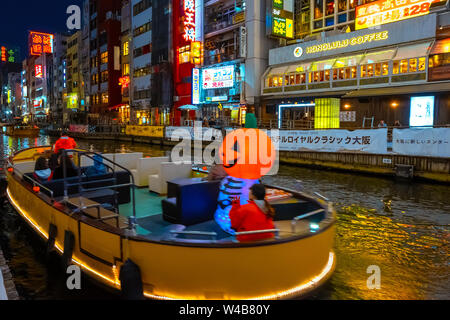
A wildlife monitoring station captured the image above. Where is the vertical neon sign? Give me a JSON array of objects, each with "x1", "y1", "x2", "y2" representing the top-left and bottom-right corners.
[{"x1": 183, "y1": 0, "x2": 196, "y2": 42}]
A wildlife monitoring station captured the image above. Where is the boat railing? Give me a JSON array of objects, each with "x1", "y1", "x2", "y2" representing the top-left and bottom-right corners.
[
  {"x1": 60, "y1": 150, "x2": 137, "y2": 230},
  {"x1": 7, "y1": 159, "x2": 55, "y2": 201},
  {"x1": 234, "y1": 229, "x2": 281, "y2": 241},
  {"x1": 169, "y1": 230, "x2": 218, "y2": 242},
  {"x1": 291, "y1": 209, "x2": 326, "y2": 233}
]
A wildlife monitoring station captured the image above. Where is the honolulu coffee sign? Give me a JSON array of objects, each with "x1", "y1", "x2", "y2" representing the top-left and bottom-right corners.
[{"x1": 269, "y1": 13, "x2": 436, "y2": 66}]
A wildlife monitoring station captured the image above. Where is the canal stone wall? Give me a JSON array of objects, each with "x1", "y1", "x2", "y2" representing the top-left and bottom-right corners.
[
  {"x1": 0, "y1": 248, "x2": 19, "y2": 300},
  {"x1": 45, "y1": 130, "x2": 450, "y2": 183}
]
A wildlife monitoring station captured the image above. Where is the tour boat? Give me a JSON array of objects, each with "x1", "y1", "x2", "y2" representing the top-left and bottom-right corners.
[
  {"x1": 5, "y1": 146, "x2": 336, "y2": 300},
  {"x1": 5, "y1": 125, "x2": 40, "y2": 137}
]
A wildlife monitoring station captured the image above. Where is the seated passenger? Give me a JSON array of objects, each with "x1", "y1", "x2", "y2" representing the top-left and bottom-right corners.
[
  {"x1": 229, "y1": 184, "x2": 275, "y2": 242},
  {"x1": 48, "y1": 153, "x2": 60, "y2": 172},
  {"x1": 53, "y1": 155, "x2": 79, "y2": 180},
  {"x1": 85, "y1": 154, "x2": 107, "y2": 177},
  {"x1": 33, "y1": 156, "x2": 53, "y2": 183}
]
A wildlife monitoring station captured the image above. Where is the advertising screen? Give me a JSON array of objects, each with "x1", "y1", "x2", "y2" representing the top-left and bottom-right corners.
[{"x1": 410, "y1": 96, "x2": 434, "y2": 127}]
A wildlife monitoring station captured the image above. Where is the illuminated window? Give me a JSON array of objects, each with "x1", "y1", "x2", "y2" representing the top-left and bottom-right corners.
[
  {"x1": 418, "y1": 57, "x2": 426, "y2": 71},
  {"x1": 123, "y1": 63, "x2": 130, "y2": 76},
  {"x1": 101, "y1": 71, "x2": 108, "y2": 83},
  {"x1": 409, "y1": 58, "x2": 417, "y2": 72},
  {"x1": 351, "y1": 66, "x2": 357, "y2": 78},
  {"x1": 101, "y1": 93, "x2": 108, "y2": 104},
  {"x1": 101, "y1": 51, "x2": 108, "y2": 64},
  {"x1": 382, "y1": 62, "x2": 389, "y2": 75},
  {"x1": 325, "y1": 70, "x2": 330, "y2": 81},
  {"x1": 393, "y1": 61, "x2": 399, "y2": 74},
  {"x1": 400, "y1": 60, "x2": 408, "y2": 73},
  {"x1": 375, "y1": 63, "x2": 381, "y2": 76},
  {"x1": 123, "y1": 42, "x2": 129, "y2": 56}
]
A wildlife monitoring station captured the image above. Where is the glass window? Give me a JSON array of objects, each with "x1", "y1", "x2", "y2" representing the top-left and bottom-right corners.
[
  {"x1": 300, "y1": 74, "x2": 306, "y2": 83},
  {"x1": 295, "y1": 74, "x2": 301, "y2": 84},
  {"x1": 101, "y1": 93, "x2": 108, "y2": 104},
  {"x1": 338, "y1": 13, "x2": 347, "y2": 24},
  {"x1": 409, "y1": 58, "x2": 417, "y2": 72},
  {"x1": 325, "y1": 0, "x2": 334, "y2": 15},
  {"x1": 349, "y1": 0, "x2": 356, "y2": 9},
  {"x1": 400, "y1": 59, "x2": 408, "y2": 73},
  {"x1": 339, "y1": 68, "x2": 345, "y2": 80},
  {"x1": 345, "y1": 68, "x2": 350, "y2": 79},
  {"x1": 338, "y1": 0, "x2": 347, "y2": 12},
  {"x1": 123, "y1": 63, "x2": 130, "y2": 76},
  {"x1": 290, "y1": 74, "x2": 296, "y2": 85},
  {"x1": 382, "y1": 62, "x2": 389, "y2": 75},
  {"x1": 101, "y1": 51, "x2": 108, "y2": 64},
  {"x1": 393, "y1": 61, "x2": 399, "y2": 74},
  {"x1": 351, "y1": 67, "x2": 357, "y2": 78},
  {"x1": 123, "y1": 42, "x2": 129, "y2": 56},
  {"x1": 285, "y1": 75, "x2": 290, "y2": 85},
  {"x1": 418, "y1": 57, "x2": 426, "y2": 71},
  {"x1": 375, "y1": 63, "x2": 381, "y2": 76},
  {"x1": 333, "y1": 69, "x2": 338, "y2": 80},
  {"x1": 325, "y1": 17, "x2": 334, "y2": 26},
  {"x1": 314, "y1": 20, "x2": 323, "y2": 29},
  {"x1": 325, "y1": 70, "x2": 330, "y2": 81},
  {"x1": 314, "y1": 0, "x2": 324, "y2": 19}
]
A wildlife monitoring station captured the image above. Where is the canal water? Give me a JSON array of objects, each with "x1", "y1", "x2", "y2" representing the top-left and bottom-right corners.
[{"x1": 0, "y1": 134, "x2": 448, "y2": 300}]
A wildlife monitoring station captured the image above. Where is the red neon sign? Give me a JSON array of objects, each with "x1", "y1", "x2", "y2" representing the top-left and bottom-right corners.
[
  {"x1": 1, "y1": 47, "x2": 6, "y2": 62},
  {"x1": 183, "y1": 0, "x2": 196, "y2": 42},
  {"x1": 119, "y1": 76, "x2": 130, "y2": 89},
  {"x1": 35, "y1": 65, "x2": 43, "y2": 78},
  {"x1": 29, "y1": 31, "x2": 54, "y2": 56}
]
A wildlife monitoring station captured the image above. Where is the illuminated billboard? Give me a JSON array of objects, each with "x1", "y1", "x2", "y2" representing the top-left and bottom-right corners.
[
  {"x1": 355, "y1": 0, "x2": 442, "y2": 30},
  {"x1": 35, "y1": 65, "x2": 43, "y2": 78},
  {"x1": 202, "y1": 66, "x2": 234, "y2": 90},
  {"x1": 29, "y1": 31, "x2": 54, "y2": 56},
  {"x1": 183, "y1": 0, "x2": 196, "y2": 42},
  {"x1": 192, "y1": 68, "x2": 200, "y2": 104},
  {"x1": 269, "y1": 0, "x2": 294, "y2": 39},
  {"x1": 410, "y1": 96, "x2": 434, "y2": 127},
  {"x1": 67, "y1": 94, "x2": 78, "y2": 109}
]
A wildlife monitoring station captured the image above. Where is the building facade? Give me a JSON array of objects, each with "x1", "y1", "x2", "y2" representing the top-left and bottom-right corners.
[
  {"x1": 261, "y1": 1, "x2": 450, "y2": 129},
  {"x1": 87, "y1": 0, "x2": 123, "y2": 123}
]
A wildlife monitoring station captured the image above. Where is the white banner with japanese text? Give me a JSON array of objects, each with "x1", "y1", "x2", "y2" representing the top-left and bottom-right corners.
[
  {"x1": 272, "y1": 129, "x2": 388, "y2": 154},
  {"x1": 392, "y1": 128, "x2": 450, "y2": 158}
]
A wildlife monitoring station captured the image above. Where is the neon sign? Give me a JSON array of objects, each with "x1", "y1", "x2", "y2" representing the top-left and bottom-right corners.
[
  {"x1": 119, "y1": 76, "x2": 130, "y2": 89},
  {"x1": 1, "y1": 47, "x2": 6, "y2": 62},
  {"x1": 35, "y1": 65, "x2": 43, "y2": 78},
  {"x1": 192, "y1": 68, "x2": 200, "y2": 104},
  {"x1": 355, "y1": 0, "x2": 442, "y2": 30},
  {"x1": 183, "y1": 0, "x2": 196, "y2": 42},
  {"x1": 29, "y1": 31, "x2": 54, "y2": 56},
  {"x1": 305, "y1": 31, "x2": 389, "y2": 54}
]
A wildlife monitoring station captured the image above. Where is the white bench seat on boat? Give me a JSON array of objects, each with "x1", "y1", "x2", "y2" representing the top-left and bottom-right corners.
[
  {"x1": 148, "y1": 162, "x2": 192, "y2": 195},
  {"x1": 130, "y1": 156, "x2": 169, "y2": 187}
]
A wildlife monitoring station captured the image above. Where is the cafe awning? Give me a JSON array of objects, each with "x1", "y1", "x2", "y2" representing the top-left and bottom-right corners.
[
  {"x1": 360, "y1": 49, "x2": 396, "y2": 64},
  {"x1": 429, "y1": 38, "x2": 450, "y2": 55},
  {"x1": 393, "y1": 41, "x2": 433, "y2": 60}
]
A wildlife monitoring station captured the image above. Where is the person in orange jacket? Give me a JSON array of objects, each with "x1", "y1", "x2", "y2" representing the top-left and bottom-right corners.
[
  {"x1": 229, "y1": 184, "x2": 276, "y2": 242},
  {"x1": 53, "y1": 131, "x2": 77, "y2": 155}
]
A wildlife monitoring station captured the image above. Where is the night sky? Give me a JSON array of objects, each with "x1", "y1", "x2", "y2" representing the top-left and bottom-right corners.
[{"x1": 0, "y1": 0, "x2": 84, "y2": 61}]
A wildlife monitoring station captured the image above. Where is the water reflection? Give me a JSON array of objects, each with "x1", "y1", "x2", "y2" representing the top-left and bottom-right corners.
[{"x1": 0, "y1": 134, "x2": 449, "y2": 299}]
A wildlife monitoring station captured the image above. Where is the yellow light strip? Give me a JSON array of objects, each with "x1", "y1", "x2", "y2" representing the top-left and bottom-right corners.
[
  {"x1": 7, "y1": 188, "x2": 119, "y2": 287},
  {"x1": 7, "y1": 187, "x2": 335, "y2": 300}
]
